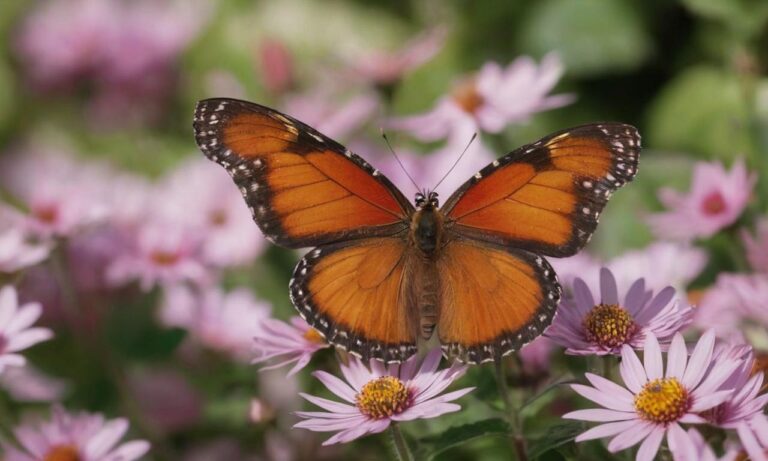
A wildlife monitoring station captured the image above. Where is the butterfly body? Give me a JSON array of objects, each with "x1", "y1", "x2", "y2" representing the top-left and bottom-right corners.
[{"x1": 193, "y1": 98, "x2": 641, "y2": 364}]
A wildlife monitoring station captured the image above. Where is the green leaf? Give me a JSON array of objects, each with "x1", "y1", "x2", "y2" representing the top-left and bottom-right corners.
[
  {"x1": 646, "y1": 66, "x2": 752, "y2": 160},
  {"x1": 517, "y1": 0, "x2": 652, "y2": 77},
  {"x1": 681, "y1": 0, "x2": 768, "y2": 38},
  {"x1": 528, "y1": 420, "x2": 583, "y2": 460},
  {"x1": 418, "y1": 418, "x2": 510, "y2": 460}
]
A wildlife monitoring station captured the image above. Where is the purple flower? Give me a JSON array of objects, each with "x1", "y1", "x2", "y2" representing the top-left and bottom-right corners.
[
  {"x1": 345, "y1": 27, "x2": 446, "y2": 86},
  {"x1": 695, "y1": 273, "x2": 768, "y2": 341},
  {"x1": 546, "y1": 268, "x2": 693, "y2": 355},
  {"x1": 294, "y1": 348, "x2": 473, "y2": 445},
  {"x1": 0, "y1": 225, "x2": 51, "y2": 274},
  {"x1": 160, "y1": 285, "x2": 271, "y2": 361},
  {"x1": 389, "y1": 53, "x2": 574, "y2": 140},
  {"x1": 742, "y1": 217, "x2": 768, "y2": 273},
  {"x1": 258, "y1": 38, "x2": 295, "y2": 94},
  {"x1": 668, "y1": 427, "x2": 739, "y2": 461},
  {"x1": 2, "y1": 405, "x2": 149, "y2": 461},
  {"x1": 0, "y1": 286, "x2": 53, "y2": 374},
  {"x1": 564, "y1": 331, "x2": 737, "y2": 461},
  {"x1": 282, "y1": 90, "x2": 379, "y2": 140},
  {"x1": 647, "y1": 159, "x2": 756, "y2": 240},
  {"x1": 252, "y1": 316, "x2": 328, "y2": 377},
  {"x1": 0, "y1": 365, "x2": 67, "y2": 403},
  {"x1": 158, "y1": 158, "x2": 266, "y2": 268}
]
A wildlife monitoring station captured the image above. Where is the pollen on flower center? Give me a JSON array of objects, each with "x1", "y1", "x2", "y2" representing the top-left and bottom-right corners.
[
  {"x1": 634, "y1": 377, "x2": 690, "y2": 423},
  {"x1": 44, "y1": 444, "x2": 81, "y2": 461},
  {"x1": 451, "y1": 78, "x2": 484, "y2": 114},
  {"x1": 302, "y1": 328, "x2": 325, "y2": 344},
  {"x1": 701, "y1": 190, "x2": 726, "y2": 215},
  {"x1": 583, "y1": 303, "x2": 637, "y2": 349},
  {"x1": 356, "y1": 376, "x2": 411, "y2": 419}
]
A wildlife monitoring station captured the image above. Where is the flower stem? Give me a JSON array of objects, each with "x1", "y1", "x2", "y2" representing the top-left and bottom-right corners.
[
  {"x1": 389, "y1": 423, "x2": 414, "y2": 461},
  {"x1": 494, "y1": 358, "x2": 528, "y2": 461}
]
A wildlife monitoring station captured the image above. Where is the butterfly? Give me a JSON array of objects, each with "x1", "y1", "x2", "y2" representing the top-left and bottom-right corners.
[{"x1": 193, "y1": 98, "x2": 640, "y2": 364}]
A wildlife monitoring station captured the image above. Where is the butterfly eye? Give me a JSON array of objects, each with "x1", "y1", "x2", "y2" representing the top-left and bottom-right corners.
[
  {"x1": 415, "y1": 192, "x2": 426, "y2": 207},
  {"x1": 428, "y1": 191, "x2": 439, "y2": 207}
]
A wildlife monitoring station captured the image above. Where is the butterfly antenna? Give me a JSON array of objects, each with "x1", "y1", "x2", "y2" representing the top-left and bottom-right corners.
[
  {"x1": 432, "y1": 132, "x2": 477, "y2": 192},
  {"x1": 381, "y1": 131, "x2": 420, "y2": 192}
]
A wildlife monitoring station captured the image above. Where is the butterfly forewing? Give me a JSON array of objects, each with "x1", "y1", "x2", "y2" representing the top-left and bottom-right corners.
[
  {"x1": 442, "y1": 123, "x2": 640, "y2": 257},
  {"x1": 193, "y1": 98, "x2": 414, "y2": 249}
]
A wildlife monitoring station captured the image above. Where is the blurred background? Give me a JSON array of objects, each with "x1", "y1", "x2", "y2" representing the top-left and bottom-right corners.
[{"x1": 0, "y1": 0, "x2": 766, "y2": 460}]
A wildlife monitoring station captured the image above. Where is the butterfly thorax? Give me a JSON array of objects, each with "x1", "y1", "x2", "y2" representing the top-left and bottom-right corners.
[{"x1": 411, "y1": 192, "x2": 444, "y2": 257}]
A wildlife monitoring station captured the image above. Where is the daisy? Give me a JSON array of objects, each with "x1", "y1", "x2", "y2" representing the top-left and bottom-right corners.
[
  {"x1": 695, "y1": 273, "x2": 768, "y2": 341},
  {"x1": 388, "y1": 53, "x2": 574, "y2": 140},
  {"x1": 546, "y1": 268, "x2": 693, "y2": 355},
  {"x1": 294, "y1": 348, "x2": 473, "y2": 445},
  {"x1": 282, "y1": 89, "x2": 379, "y2": 140},
  {"x1": 564, "y1": 331, "x2": 737, "y2": 461},
  {"x1": 668, "y1": 427, "x2": 739, "y2": 461},
  {"x1": 2, "y1": 405, "x2": 149, "y2": 461},
  {"x1": 0, "y1": 285, "x2": 53, "y2": 374},
  {"x1": 742, "y1": 217, "x2": 768, "y2": 273},
  {"x1": 0, "y1": 224, "x2": 51, "y2": 274},
  {"x1": 252, "y1": 316, "x2": 328, "y2": 377},
  {"x1": 647, "y1": 158, "x2": 756, "y2": 240}
]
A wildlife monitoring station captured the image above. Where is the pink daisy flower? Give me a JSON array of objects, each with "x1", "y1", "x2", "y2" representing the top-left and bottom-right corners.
[
  {"x1": 2, "y1": 405, "x2": 149, "y2": 461},
  {"x1": 546, "y1": 268, "x2": 693, "y2": 355},
  {"x1": 106, "y1": 221, "x2": 209, "y2": 291},
  {"x1": 564, "y1": 331, "x2": 737, "y2": 461},
  {"x1": 345, "y1": 27, "x2": 446, "y2": 86},
  {"x1": 294, "y1": 348, "x2": 473, "y2": 445},
  {"x1": 282, "y1": 90, "x2": 379, "y2": 140},
  {"x1": 252, "y1": 316, "x2": 328, "y2": 376},
  {"x1": 668, "y1": 427, "x2": 739, "y2": 461},
  {"x1": 0, "y1": 225, "x2": 51, "y2": 274},
  {"x1": 647, "y1": 158, "x2": 756, "y2": 240},
  {"x1": 0, "y1": 365, "x2": 67, "y2": 403},
  {"x1": 258, "y1": 38, "x2": 295, "y2": 94},
  {"x1": 695, "y1": 273, "x2": 768, "y2": 341},
  {"x1": 160, "y1": 285, "x2": 271, "y2": 361},
  {"x1": 0, "y1": 286, "x2": 53, "y2": 374},
  {"x1": 389, "y1": 53, "x2": 574, "y2": 140},
  {"x1": 742, "y1": 217, "x2": 768, "y2": 273}
]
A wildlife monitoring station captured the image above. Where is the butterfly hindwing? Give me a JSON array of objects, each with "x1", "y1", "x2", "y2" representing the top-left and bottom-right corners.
[
  {"x1": 194, "y1": 98, "x2": 414, "y2": 249},
  {"x1": 442, "y1": 123, "x2": 640, "y2": 257},
  {"x1": 289, "y1": 238, "x2": 418, "y2": 363},
  {"x1": 437, "y1": 239, "x2": 561, "y2": 363}
]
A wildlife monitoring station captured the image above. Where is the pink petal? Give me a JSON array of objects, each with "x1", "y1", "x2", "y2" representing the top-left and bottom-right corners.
[
  {"x1": 300, "y1": 393, "x2": 358, "y2": 414},
  {"x1": 620, "y1": 345, "x2": 646, "y2": 393},
  {"x1": 608, "y1": 420, "x2": 655, "y2": 452},
  {"x1": 102, "y1": 441, "x2": 151, "y2": 461},
  {"x1": 690, "y1": 390, "x2": 734, "y2": 412},
  {"x1": 575, "y1": 420, "x2": 640, "y2": 442},
  {"x1": 6, "y1": 328, "x2": 53, "y2": 352},
  {"x1": 643, "y1": 334, "x2": 663, "y2": 381},
  {"x1": 636, "y1": 426, "x2": 665, "y2": 461},
  {"x1": 417, "y1": 348, "x2": 443, "y2": 376},
  {"x1": 313, "y1": 371, "x2": 357, "y2": 403},
  {"x1": 573, "y1": 278, "x2": 595, "y2": 310},
  {"x1": 682, "y1": 330, "x2": 715, "y2": 389},
  {"x1": 570, "y1": 384, "x2": 634, "y2": 411},
  {"x1": 4, "y1": 303, "x2": 42, "y2": 335},
  {"x1": 562, "y1": 409, "x2": 637, "y2": 422},
  {"x1": 600, "y1": 268, "x2": 619, "y2": 304},
  {"x1": 665, "y1": 333, "x2": 687, "y2": 380},
  {"x1": 84, "y1": 418, "x2": 129, "y2": 458},
  {"x1": 737, "y1": 421, "x2": 768, "y2": 461},
  {"x1": 584, "y1": 373, "x2": 635, "y2": 405}
]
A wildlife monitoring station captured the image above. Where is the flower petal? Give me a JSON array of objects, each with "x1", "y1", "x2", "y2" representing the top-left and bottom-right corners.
[
  {"x1": 643, "y1": 333, "x2": 663, "y2": 381},
  {"x1": 636, "y1": 426, "x2": 666, "y2": 461},
  {"x1": 563, "y1": 409, "x2": 638, "y2": 422},
  {"x1": 570, "y1": 384, "x2": 634, "y2": 411},
  {"x1": 600, "y1": 268, "x2": 619, "y2": 305},
  {"x1": 682, "y1": 330, "x2": 715, "y2": 389},
  {"x1": 313, "y1": 371, "x2": 357, "y2": 403},
  {"x1": 575, "y1": 420, "x2": 640, "y2": 442},
  {"x1": 607, "y1": 420, "x2": 654, "y2": 452},
  {"x1": 300, "y1": 393, "x2": 359, "y2": 414},
  {"x1": 620, "y1": 345, "x2": 646, "y2": 393},
  {"x1": 665, "y1": 333, "x2": 687, "y2": 380}
]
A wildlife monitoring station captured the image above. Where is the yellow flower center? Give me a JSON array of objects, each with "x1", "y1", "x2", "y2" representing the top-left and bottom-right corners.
[
  {"x1": 356, "y1": 376, "x2": 411, "y2": 419},
  {"x1": 634, "y1": 378, "x2": 690, "y2": 423},
  {"x1": 583, "y1": 304, "x2": 637, "y2": 349},
  {"x1": 451, "y1": 78, "x2": 484, "y2": 114},
  {"x1": 44, "y1": 445, "x2": 81, "y2": 461},
  {"x1": 302, "y1": 328, "x2": 325, "y2": 345}
]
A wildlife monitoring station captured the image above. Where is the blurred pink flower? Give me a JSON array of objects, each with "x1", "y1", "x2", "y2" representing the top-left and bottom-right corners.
[
  {"x1": 518, "y1": 336, "x2": 557, "y2": 375},
  {"x1": 0, "y1": 286, "x2": 53, "y2": 374},
  {"x1": 2, "y1": 405, "x2": 149, "y2": 461},
  {"x1": 106, "y1": 221, "x2": 209, "y2": 291},
  {"x1": 647, "y1": 159, "x2": 756, "y2": 240},
  {"x1": 0, "y1": 149, "x2": 112, "y2": 238},
  {"x1": 345, "y1": 28, "x2": 446, "y2": 86},
  {"x1": 0, "y1": 365, "x2": 67, "y2": 402},
  {"x1": 252, "y1": 316, "x2": 328, "y2": 376},
  {"x1": 158, "y1": 158, "x2": 266, "y2": 268},
  {"x1": 294, "y1": 348, "x2": 473, "y2": 445},
  {"x1": 129, "y1": 369, "x2": 202, "y2": 434},
  {"x1": 695, "y1": 273, "x2": 768, "y2": 341},
  {"x1": 0, "y1": 226, "x2": 51, "y2": 273},
  {"x1": 389, "y1": 53, "x2": 574, "y2": 140},
  {"x1": 282, "y1": 90, "x2": 380, "y2": 140},
  {"x1": 668, "y1": 427, "x2": 739, "y2": 461},
  {"x1": 564, "y1": 331, "x2": 736, "y2": 461},
  {"x1": 546, "y1": 268, "x2": 693, "y2": 355},
  {"x1": 258, "y1": 38, "x2": 295, "y2": 94},
  {"x1": 551, "y1": 242, "x2": 708, "y2": 298},
  {"x1": 742, "y1": 217, "x2": 768, "y2": 273},
  {"x1": 160, "y1": 285, "x2": 271, "y2": 360}
]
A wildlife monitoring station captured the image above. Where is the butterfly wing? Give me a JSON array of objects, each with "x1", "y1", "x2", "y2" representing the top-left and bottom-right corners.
[
  {"x1": 437, "y1": 239, "x2": 561, "y2": 363},
  {"x1": 290, "y1": 238, "x2": 418, "y2": 363},
  {"x1": 194, "y1": 98, "x2": 414, "y2": 248},
  {"x1": 442, "y1": 123, "x2": 640, "y2": 257}
]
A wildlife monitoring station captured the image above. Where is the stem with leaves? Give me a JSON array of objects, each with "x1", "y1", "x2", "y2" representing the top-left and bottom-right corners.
[{"x1": 494, "y1": 358, "x2": 528, "y2": 461}]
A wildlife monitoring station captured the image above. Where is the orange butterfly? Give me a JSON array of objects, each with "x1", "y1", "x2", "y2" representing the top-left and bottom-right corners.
[{"x1": 193, "y1": 98, "x2": 640, "y2": 364}]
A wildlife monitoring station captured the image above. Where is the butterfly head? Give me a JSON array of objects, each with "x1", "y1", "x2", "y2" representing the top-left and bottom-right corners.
[{"x1": 415, "y1": 191, "x2": 439, "y2": 210}]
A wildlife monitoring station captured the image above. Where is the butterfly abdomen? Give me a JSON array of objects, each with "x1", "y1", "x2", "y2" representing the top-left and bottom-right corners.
[{"x1": 409, "y1": 207, "x2": 445, "y2": 339}]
